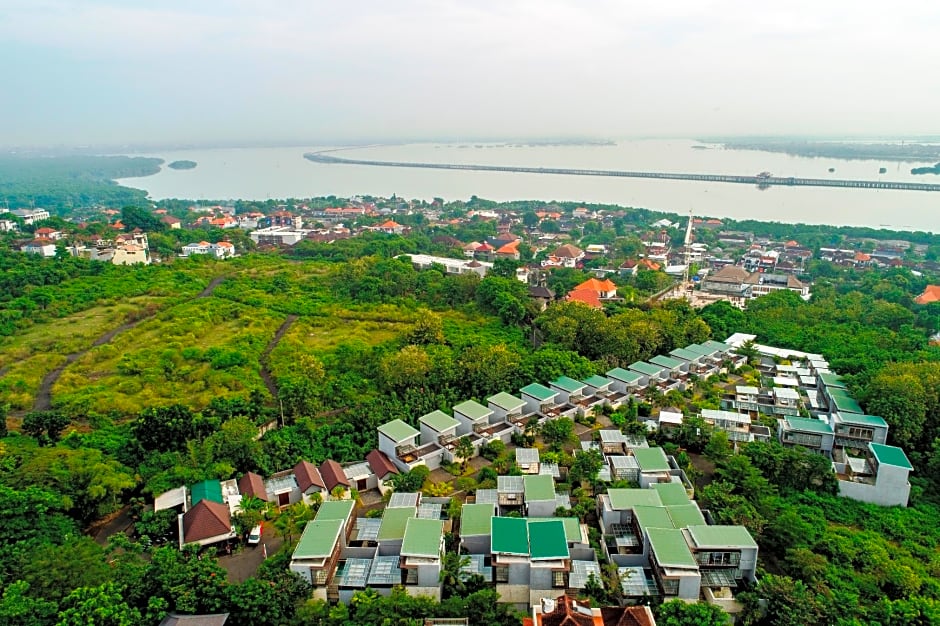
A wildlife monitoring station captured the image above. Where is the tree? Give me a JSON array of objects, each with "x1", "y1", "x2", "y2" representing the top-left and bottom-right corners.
[
  {"x1": 439, "y1": 552, "x2": 472, "y2": 598},
  {"x1": 56, "y1": 582, "x2": 141, "y2": 626},
  {"x1": 704, "y1": 430, "x2": 732, "y2": 462},
  {"x1": 405, "y1": 309, "x2": 445, "y2": 345},
  {"x1": 0, "y1": 581, "x2": 59, "y2": 626},
  {"x1": 735, "y1": 339, "x2": 760, "y2": 366},
  {"x1": 132, "y1": 404, "x2": 207, "y2": 452},
  {"x1": 22, "y1": 410, "x2": 70, "y2": 445},
  {"x1": 0, "y1": 403, "x2": 8, "y2": 438},
  {"x1": 17, "y1": 447, "x2": 135, "y2": 524},
  {"x1": 655, "y1": 599, "x2": 727, "y2": 626},
  {"x1": 522, "y1": 211, "x2": 540, "y2": 228},
  {"x1": 388, "y1": 465, "x2": 430, "y2": 493},
  {"x1": 541, "y1": 417, "x2": 575, "y2": 451},
  {"x1": 569, "y1": 448, "x2": 603, "y2": 487},
  {"x1": 455, "y1": 436, "x2": 475, "y2": 472},
  {"x1": 202, "y1": 416, "x2": 262, "y2": 473},
  {"x1": 120, "y1": 206, "x2": 166, "y2": 232}
]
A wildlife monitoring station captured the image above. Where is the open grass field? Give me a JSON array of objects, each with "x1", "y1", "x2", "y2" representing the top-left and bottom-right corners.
[
  {"x1": 0, "y1": 298, "x2": 171, "y2": 410},
  {"x1": 52, "y1": 296, "x2": 286, "y2": 416}
]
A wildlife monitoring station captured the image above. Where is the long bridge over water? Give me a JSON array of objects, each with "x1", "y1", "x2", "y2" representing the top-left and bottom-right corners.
[{"x1": 304, "y1": 152, "x2": 940, "y2": 192}]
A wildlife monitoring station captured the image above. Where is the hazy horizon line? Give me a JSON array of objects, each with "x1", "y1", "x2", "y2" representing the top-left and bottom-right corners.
[{"x1": 5, "y1": 134, "x2": 940, "y2": 157}]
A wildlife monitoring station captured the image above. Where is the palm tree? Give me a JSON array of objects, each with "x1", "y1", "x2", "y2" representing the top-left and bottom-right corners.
[
  {"x1": 455, "y1": 436, "x2": 475, "y2": 472},
  {"x1": 439, "y1": 552, "x2": 472, "y2": 598}
]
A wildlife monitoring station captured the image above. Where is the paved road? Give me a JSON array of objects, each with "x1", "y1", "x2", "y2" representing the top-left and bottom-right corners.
[{"x1": 218, "y1": 524, "x2": 284, "y2": 583}]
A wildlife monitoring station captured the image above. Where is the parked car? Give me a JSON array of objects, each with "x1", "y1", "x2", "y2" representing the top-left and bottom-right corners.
[{"x1": 247, "y1": 523, "x2": 262, "y2": 545}]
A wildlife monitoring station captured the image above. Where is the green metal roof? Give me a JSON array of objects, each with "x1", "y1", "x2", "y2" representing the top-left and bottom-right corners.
[
  {"x1": 837, "y1": 413, "x2": 888, "y2": 428},
  {"x1": 293, "y1": 518, "x2": 344, "y2": 559},
  {"x1": 649, "y1": 355, "x2": 684, "y2": 370},
  {"x1": 551, "y1": 376, "x2": 586, "y2": 393},
  {"x1": 634, "y1": 505, "x2": 675, "y2": 530},
  {"x1": 419, "y1": 410, "x2": 459, "y2": 433},
  {"x1": 520, "y1": 383, "x2": 557, "y2": 401},
  {"x1": 652, "y1": 482, "x2": 691, "y2": 506},
  {"x1": 666, "y1": 504, "x2": 706, "y2": 528},
  {"x1": 818, "y1": 372, "x2": 846, "y2": 389},
  {"x1": 524, "y1": 474, "x2": 556, "y2": 501},
  {"x1": 527, "y1": 519, "x2": 570, "y2": 560},
  {"x1": 702, "y1": 340, "x2": 733, "y2": 352},
  {"x1": 487, "y1": 391, "x2": 526, "y2": 411},
  {"x1": 870, "y1": 443, "x2": 913, "y2": 470},
  {"x1": 377, "y1": 506, "x2": 416, "y2": 540},
  {"x1": 608, "y1": 489, "x2": 663, "y2": 510},
  {"x1": 629, "y1": 361, "x2": 663, "y2": 377},
  {"x1": 582, "y1": 375, "x2": 611, "y2": 389},
  {"x1": 453, "y1": 400, "x2": 492, "y2": 421},
  {"x1": 378, "y1": 419, "x2": 419, "y2": 442},
  {"x1": 784, "y1": 416, "x2": 833, "y2": 435},
  {"x1": 491, "y1": 516, "x2": 529, "y2": 555},
  {"x1": 460, "y1": 503, "x2": 496, "y2": 536},
  {"x1": 647, "y1": 527, "x2": 697, "y2": 569},
  {"x1": 685, "y1": 343, "x2": 716, "y2": 356},
  {"x1": 316, "y1": 500, "x2": 355, "y2": 522},
  {"x1": 828, "y1": 389, "x2": 863, "y2": 414},
  {"x1": 686, "y1": 525, "x2": 757, "y2": 549},
  {"x1": 526, "y1": 517, "x2": 582, "y2": 543},
  {"x1": 606, "y1": 367, "x2": 642, "y2": 384},
  {"x1": 633, "y1": 447, "x2": 671, "y2": 472},
  {"x1": 669, "y1": 348, "x2": 701, "y2": 362},
  {"x1": 190, "y1": 480, "x2": 223, "y2": 505},
  {"x1": 401, "y1": 517, "x2": 444, "y2": 557}
]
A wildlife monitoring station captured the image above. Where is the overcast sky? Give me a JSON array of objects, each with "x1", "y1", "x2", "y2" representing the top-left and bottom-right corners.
[{"x1": 1, "y1": 0, "x2": 938, "y2": 147}]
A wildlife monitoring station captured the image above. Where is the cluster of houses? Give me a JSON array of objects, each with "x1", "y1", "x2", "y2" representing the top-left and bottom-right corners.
[
  {"x1": 722, "y1": 334, "x2": 913, "y2": 508},
  {"x1": 149, "y1": 330, "x2": 915, "y2": 618}
]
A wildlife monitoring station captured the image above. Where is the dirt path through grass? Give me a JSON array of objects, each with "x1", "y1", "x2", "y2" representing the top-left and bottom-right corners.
[
  {"x1": 258, "y1": 314, "x2": 298, "y2": 399},
  {"x1": 31, "y1": 276, "x2": 227, "y2": 412}
]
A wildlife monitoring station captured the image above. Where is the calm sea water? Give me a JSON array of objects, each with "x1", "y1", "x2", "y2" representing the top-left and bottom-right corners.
[{"x1": 116, "y1": 140, "x2": 940, "y2": 231}]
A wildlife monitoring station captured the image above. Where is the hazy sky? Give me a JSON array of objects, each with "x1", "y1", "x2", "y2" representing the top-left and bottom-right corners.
[{"x1": 1, "y1": 0, "x2": 938, "y2": 147}]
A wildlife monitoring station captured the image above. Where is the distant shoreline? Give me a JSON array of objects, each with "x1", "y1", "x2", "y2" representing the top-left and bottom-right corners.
[{"x1": 715, "y1": 140, "x2": 940, "y2": 162}]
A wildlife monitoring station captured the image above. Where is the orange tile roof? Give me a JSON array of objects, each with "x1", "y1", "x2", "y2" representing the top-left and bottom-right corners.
[
  {"x1": 574, "y1": 278, "x2": 617, "y2": 293},
  {"x1": 566, "y1": 289, "x2": 603, "y2": 308},
  {"x1": 915, "y1": 285, "x2": 940, "y2": 305},
  {"x1": 638, "y1": 259, "x2": 661, "y2": 271},
  {"x1": 378, "y1": 220, "x2": 401, "y2": 228},
  {"x1": 496, "y1": 240, "x2": 520, "y2": 254},
  {"x1": 855, "y1": 252, "x2": 871, "y2": 262}
]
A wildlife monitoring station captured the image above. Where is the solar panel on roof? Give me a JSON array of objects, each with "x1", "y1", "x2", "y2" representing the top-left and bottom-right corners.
[
  {"x1": 475, "y1": 489, "x2": 498, "y2": 504},
  {"x1": 569, "y1": 560, "x2": 602, "y2": 589},
  {"x1": 389, "y1": 492, "x2": 420, "y2": 508},
  {"x1": 337, "y1": 558, "x2": 372, "y2": 588},
  {"x1": 620, "y1": 566, "x2": 654, "y2": 596},
  {"x1": 355, "y1": 518, "x2": 381, "y2": 541},
  {"x1": 367, "y1": 555, "x2": 403, "y2": 586},
  {"x1": 417, "y1": 503, "x2": 443, "y2": 519}
]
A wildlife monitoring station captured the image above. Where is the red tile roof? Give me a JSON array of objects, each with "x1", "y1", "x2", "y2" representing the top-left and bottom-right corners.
[
  {"x1": 366, "y1": 449, "x2": 399, "y2": 478},
  {"x1": 915, "y1": 285, "x2": 940, "y2": 305},
  {"x1": 293, "y1": 461, "x2": 325, "y2": 493},
  {"x1": 319, "y1": 459, "x2": 351, "y2": 491},
  {"x1": 600, "y1": 606, "x2": 656, "y2": 626},
  {"x1": 182, "y1": 500, "x2": 232, "y2": 543},
  {"x1": 237, "y1": 472, "x2": 267, "y2": 501}
]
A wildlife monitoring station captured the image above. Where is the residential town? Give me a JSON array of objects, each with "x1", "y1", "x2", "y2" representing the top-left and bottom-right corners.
[{"x1": 151, "y1": 333, "x2": 912, "y2": 623}]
